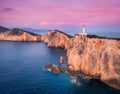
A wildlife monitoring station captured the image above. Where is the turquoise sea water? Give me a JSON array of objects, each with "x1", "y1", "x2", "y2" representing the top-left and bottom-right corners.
[{"x1": 0, "y1": 41, "x2": 120, "y2": 94}]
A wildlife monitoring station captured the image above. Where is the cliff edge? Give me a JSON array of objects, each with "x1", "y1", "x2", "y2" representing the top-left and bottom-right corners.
[
  {"x1": 67, "y1": 35, "x2": 120, "y2": 89},
  {"x1": 41, "y1": 29, "x2": 72, "y2": 49},
  {"x1": 42, "y1": 30, "x2": 120, "y2": 89},
  {"x1": 0, "y1": 26, "x2": 120, "y2": 89}
]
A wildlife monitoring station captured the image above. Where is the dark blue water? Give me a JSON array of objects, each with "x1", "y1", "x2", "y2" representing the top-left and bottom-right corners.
[{"x1": 0, "y1": 42, "x2": 120, "y2": 94}]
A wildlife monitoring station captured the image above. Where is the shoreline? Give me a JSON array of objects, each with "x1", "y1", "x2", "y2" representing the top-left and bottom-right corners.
[{"x1": 0, "y1": 26, "x2": 120, "y2": 90}]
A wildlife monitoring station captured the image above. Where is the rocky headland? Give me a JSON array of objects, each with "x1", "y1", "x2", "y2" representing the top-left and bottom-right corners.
[
  {"x1": 41, "y1": 29, "x2": 72, "y2": 48},
  {"x1": 0, "y1": 26, "x2": 41, "y2": 41},
  {"x1": 0, "y1": 26, "x2": 120, "y2": 89},
  {"x1": 42, "y1": 29, "x2": 120, "y2": 90}
]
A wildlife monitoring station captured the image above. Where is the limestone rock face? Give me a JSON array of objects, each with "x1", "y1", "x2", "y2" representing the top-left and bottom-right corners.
[
  {"x1": 0, "y1": 26, "x2": 41, "y2": 41},
  {"x1": 67, "y1": 35, "x2": 120, "y2": 89},
  {"x1": 41, "y1": 29, "x2": 72, "y2": 49},
  {"x1": 1, "y1": 26, "x2": 120, "y2": 89},
  {"x1": 42, "y1": 30, "x2": 120, "y2": 89}
]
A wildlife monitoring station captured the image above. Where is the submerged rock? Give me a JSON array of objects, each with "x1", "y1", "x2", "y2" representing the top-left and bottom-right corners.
[{"x1": 45, "y1": 64, "x2": 61, "y2": 74}]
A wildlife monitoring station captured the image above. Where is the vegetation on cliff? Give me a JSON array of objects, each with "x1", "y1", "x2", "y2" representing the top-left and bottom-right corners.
[
  {"x1": 0, "y1": 26, "x2": 10, "y2": 32},
  {"x1": 87, "y1": 34, "x2": 120, "y2": 41}
]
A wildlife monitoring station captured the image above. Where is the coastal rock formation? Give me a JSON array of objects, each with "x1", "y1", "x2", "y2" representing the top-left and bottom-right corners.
[
  {"x1": 67, "y1": 35, "x2": 120, "y2": 89},
  {"x1": 45, "y1": 64, "x2": 61, "y2": 74},
  {"x1": 41, "y1": 29, "x2": 72, "y2": 49},
  {"x1": 59, "y1": 56, "x2": 64, "y2": 65},
  {"x1": 42, "y1": 30, "x2": 120, "y2": 89},
  {"x1": 0, "y1": 26, "x2": 41, "y2": 41},
  {"x1": 0, "y1": 26, "x2": 120, "y2": 89}
]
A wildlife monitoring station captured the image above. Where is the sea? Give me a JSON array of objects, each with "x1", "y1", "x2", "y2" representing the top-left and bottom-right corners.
[{"x1": 0, "y1": 41, "x2": 120, "y2": 94}]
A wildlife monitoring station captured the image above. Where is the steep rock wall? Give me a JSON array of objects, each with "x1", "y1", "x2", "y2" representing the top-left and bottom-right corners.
[
  {"x1": 0, "y1": 26, "x2": 120, "y2": 89},
  {"x1": 42, "y1": 30, "x2": 120, "y2": 89},
  {"x1": 41, "y1": 29, "x2": 72, "y2": 49},
  {"x1": 67, "y1": 35, "x2": 120, "y2": 89}
]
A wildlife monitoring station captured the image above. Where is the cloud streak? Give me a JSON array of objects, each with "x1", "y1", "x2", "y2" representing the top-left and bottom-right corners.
[{"x1": 0, "y1": 7, "x2": 17, "y2": 13}]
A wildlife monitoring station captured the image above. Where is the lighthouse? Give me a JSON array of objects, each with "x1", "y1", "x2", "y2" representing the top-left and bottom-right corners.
[{"x1": 80, "y1": 24, "x2": 87, "y2": 36}]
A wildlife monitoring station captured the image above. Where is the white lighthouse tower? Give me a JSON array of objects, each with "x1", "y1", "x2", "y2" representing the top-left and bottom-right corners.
[{"x1": 80, "y1": 24, "x2": 87, "y2": 36}]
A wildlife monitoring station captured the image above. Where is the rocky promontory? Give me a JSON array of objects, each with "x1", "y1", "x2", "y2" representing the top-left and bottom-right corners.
[
  {"x1": 0, "y1": 26, "x2": 120, "y2": 89},
  {"x1": 41, "y1": 29, "x2": 72, "y2": 48},
  {"x1": 67, "y1": 35, "x2": 120, "y2": 89},
  {"x1": 42, "y1": 30, "x2": 120, "y2": 89},
  {"x1": 0, "y1": 26, "x2": 41, "y2": 41}
]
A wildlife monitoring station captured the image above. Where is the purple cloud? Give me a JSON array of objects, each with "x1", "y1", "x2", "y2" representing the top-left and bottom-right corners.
[
  {"x1": 0, "y1": 7, "x2": 17, "y2": 13},
  {"x1": 0, "y1": 0, "x2": 120, "y2": 28}
]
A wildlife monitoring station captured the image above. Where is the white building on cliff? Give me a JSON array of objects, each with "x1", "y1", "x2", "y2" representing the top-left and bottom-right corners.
[{"x1": 80, "y1": 24, "x2": 87, "y2": 36}]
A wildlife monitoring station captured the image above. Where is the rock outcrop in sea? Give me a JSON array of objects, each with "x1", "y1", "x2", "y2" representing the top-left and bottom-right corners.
[
  {"x1": 42, "y1": 29, "x2": 120, "y2": 90},
  {"x1": 0, "y1": 26, "x2": 41, "y2": 41},
  {"x1": 45, "y1": 64, "x2": 61, "y2": 74}
]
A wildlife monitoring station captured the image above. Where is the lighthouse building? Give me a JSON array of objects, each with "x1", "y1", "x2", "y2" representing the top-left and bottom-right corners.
[{"x1": 80, "y1": 24, "x2": 87, "y2": 36}]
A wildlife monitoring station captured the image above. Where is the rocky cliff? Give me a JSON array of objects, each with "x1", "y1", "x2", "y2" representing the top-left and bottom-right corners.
[
  {"x1": 0, "y1": 26, "x2": 120, "y2": 89},
  {"x1": 67, "y1": 35, "x2": 120, "y2": 89},
  {"x1": 41, "y1": 29, "x2": 72, "y2": 48},
  {"x1": 42, "y1": 30, "x2": 120, "y2": 89},
  {"x1": 0, "y1": 26, "x2": 41, "y2": 41}
]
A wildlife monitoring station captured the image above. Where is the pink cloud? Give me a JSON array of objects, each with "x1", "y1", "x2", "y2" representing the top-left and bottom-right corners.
[
  {"x1": 0, "y1": 0, "x2": 120, "y2": 27},
  {"x1": 39, "y1": 21, "x2": 50, "y2": 26}
]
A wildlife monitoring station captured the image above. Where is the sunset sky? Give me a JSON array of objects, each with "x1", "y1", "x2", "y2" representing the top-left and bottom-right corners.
[{"x1": 0, "y1": 0, "x2": 120, "y2": 35}]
